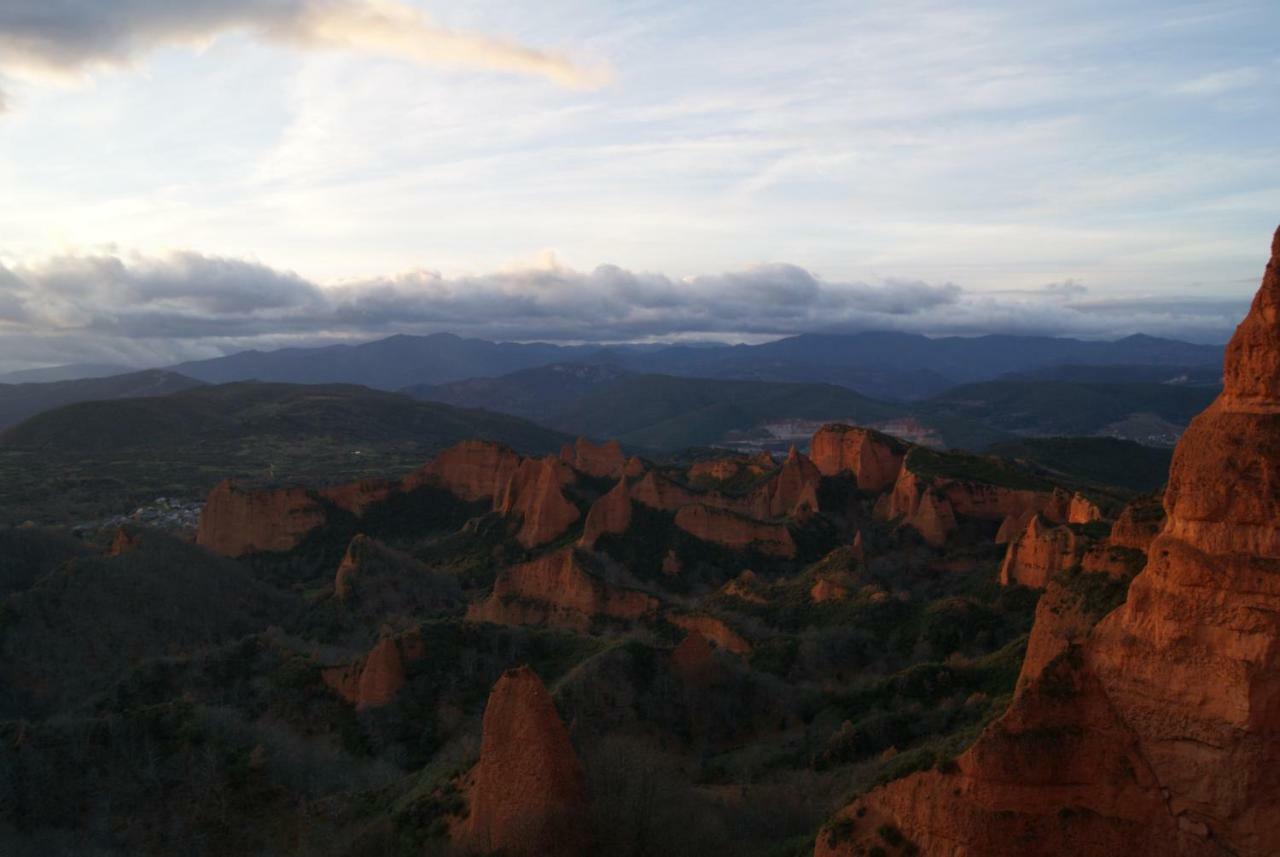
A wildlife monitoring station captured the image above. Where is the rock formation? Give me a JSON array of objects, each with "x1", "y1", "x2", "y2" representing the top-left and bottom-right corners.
[
  {"x1": 674, "y1": 504, "x2": 796, "y2": 557},
  {"x1": 631, "y1": 470, "x2": 703, "y2": 512},
  {"x1": 758, "y1": 446, "x2": 822, "y2": 518},
  {"x1": 687, "y1": 451, "x2": 775, "y2": 485},
  {"x1": 668, "y1": 613, "x2": 751, "y2": 655},
  {"x1": 877, "y1": 470, "x2": 957, "y2": 547},
  {"x1": 1067, "y1": 492, "x2": 1104, "y2": 524},
  {"x1": 817, "y1": 226, "x2": 1280, "y2": 857},
  {"x1": 1108, "y1": 495, "x2": 1165, "y2": 552},
  {"x1": 997, "y1": 514, "x2": 1084, "y2": 589},
  {"x1": 467, "y1": 548, "x2": 658, "y2": 632},
  {"x1": 560, "y1": 437, "x2": 628, "y2": 479},
  {"x1": 810, "y1": 424, "x2": 906, "y2": 491},
  {"x1": 494, "y1": 457, "x2": 581, "y2": 548},
  {"x1": 417, "y1": 439, "x2": 523, "y2": 502},
  {"x1": 107, "y1": 526, "x2": 141, "y2": 556},
  {"x1": 457, "y1": 666, "x2": 591, "y2": 857},
  {"x1": 321, "y1": 635, "x2": 414, "y2": 710},
  {"x1": 197, "y1": 480, "x2": 327, "y2": 557},
  {"x1": 671, "y1": 632, "x2": 719, "y2": 684},
  {"x1": 578, "y1": 477, "x2": 632, "y2": 548}
]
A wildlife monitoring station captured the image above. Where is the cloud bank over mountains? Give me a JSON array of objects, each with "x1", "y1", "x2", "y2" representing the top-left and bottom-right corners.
[
  {"x1": 0, "y1": 250, "x2": 1248, "y2": 373},
  {"x1": 0, "y1": 0, "x2": 606, "y2": 110}
]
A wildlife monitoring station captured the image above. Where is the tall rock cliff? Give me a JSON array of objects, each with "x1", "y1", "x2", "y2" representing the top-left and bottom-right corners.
[
  {"x1": 818, "y1": 226, "x2": 1280, "y2": 857},
  {"x1": 810, "y1": 424, "x2": 906, "y2": 491},
  {"x1": 457, "y1": 666, "x2": 591, "y2": 857}
]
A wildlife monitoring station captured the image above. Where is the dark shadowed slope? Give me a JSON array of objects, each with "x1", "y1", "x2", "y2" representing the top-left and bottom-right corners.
[
  {"x1": 0, "y1": 370, "x2": 203, "y2": 430},
  {"x1": 919, "y1": 379, "x2": 1220, "y2": 443},
  {"x1": 410, "y1": 366, "x2": 910, "y2": 449},
  {"x1": 1, "y1": 381, "x2": 568, "y2": 454}
]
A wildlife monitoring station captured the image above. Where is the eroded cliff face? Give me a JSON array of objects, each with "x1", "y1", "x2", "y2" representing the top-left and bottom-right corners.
[
  {"x1": 494, "y1": 457, "x2": 581, "y2": 549},
  {"x1": 817, "y1": 226, "x2": 1280, "y2": 857},
  {"x1": 457, "y1": 666, "x2": 591, "y2": 857},
  {"x1": 467, "y1": 548, "x2": 658, "y2": 632},
  {"x1": 197, "y1": 481, "x2": 328, "y2": 557},
  {"x1": 321, "y1": 634, "x2": 421, "y2": 710},
  {"x1": 414, "y1": 439, "x2": 523, "y2": 502},
  {"x1": 578, "y1": 477, "x2": 633, "y2": 548},
  {"x1": 757, "y1": 447, "x2": 822, "y2": 518},
  {"x1": 674, "y1": 504, "x2": 797, "y2": 557},
  {"x1": 810, "y1": 424, "x2": 906, "y2": 492},
  {"x1": 998, "y1": 515, "x2": 1084, "y2": 589},
  {"x1": 687, "y1": 452, "x2": 775, "y2": 485},
  {"x1": 560, "y1": 437, "x2": 628, "y2": 479},
  {"x1": 876, "y1": 470, "x2": 957, "y2": 547},
  {"x1": 668, "y1": 613, "x2": 751, "y2": 655}
]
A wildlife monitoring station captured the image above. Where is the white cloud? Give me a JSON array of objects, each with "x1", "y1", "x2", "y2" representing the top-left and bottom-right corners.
[
  {"x1": 0, "y1": 248, "x2": 1250, "y2": 372},
  {"x1": 0, "y1": 0, "x2": 607, "y2": 108}
]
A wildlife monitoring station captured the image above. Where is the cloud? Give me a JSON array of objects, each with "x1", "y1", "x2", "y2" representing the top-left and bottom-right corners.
[
  {"x1": 0, "y1": 0, "x2": 607, "y2": 107},
  {"x1": 0, "y1": 249, "x2": 1249, "y2": 373},
  {"x1": 1172, "y1": 67, "x2": 1261, "y2": 97}
]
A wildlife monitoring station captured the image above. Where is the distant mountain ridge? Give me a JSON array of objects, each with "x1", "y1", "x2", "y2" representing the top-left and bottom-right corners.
[
  {"x1": 169, "y1": 329, "x2": 1224, "y2": 402},
  {"x1": 0, "y1": 369, "x2": 203, "y2": 430}
]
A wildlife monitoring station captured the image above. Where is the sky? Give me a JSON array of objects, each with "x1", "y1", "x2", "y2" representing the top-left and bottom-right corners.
[{"x1": 0, "y1": 0, "x2": 1277, "y2": 371}]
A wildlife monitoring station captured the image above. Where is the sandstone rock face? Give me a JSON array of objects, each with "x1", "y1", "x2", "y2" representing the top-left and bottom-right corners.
[
  {"x1": 459, "y1": 666, "x2": 590, "y2": 857},
  {"x1": 1068, "y1": 492, "x2": 1104, "y2": 524},
  {"x1": 321, "y1": 635, "x2": 411, "y2": 710},
  {"x1": 877, "y1": 470, "x2": 957, "y2": 547},
  {"x1": 1109, "y1": 496, "x2": 1165, "y2": 552},
  {"x1": 560, "y1": 437, "x2": 627, "y2": 478},
  {"x1": 467, "y1": 548, "x2": 657, "y2": 632},
  {"x1": 758, "y1": 447, "x2": 822, "y2": 518},
  {"x1": 668, "y1": 613, "x2": 751, "y2": 655},
  {"x1": 687, "y1": 452, "x2": 775, "y2": 485},
  {"x1": 317, "y1": 477, "x2": 392, "y2": 517},
  {"x1": 631, "y1": 470, "x2": 702, "y2": 512},
  {"x1": 998, "y1": 515, "x2": 1084, "y2": 589},
  {"x1": 495, "y1": 457, "x2": 581, "y2": 548},
  {"x1": 817, "y1": 227, "x2": 1280, "y2": 857},
  {"x1": 810, "y1": 577, "x2": 852, "y2": 603},
  {"x1": 939, "y1": 480, "x2": 1061, "y2": 523},
  {"x1": 197, "y1": 480, "x2": 327, "y2": 557},
  {"x1": 107, "y1": 527, "x2": 141, "y2": 556},
  {"x1": 995, "y1": 511, "x2": 1034, "y2": 544},
  {"x1": 578, "y1": 478, "x2": 632, "y2": 548},
  {"x1": 674, "y1": 504, "x2": 796, "y2": 557},
  {"x1": 810, "y1": 424, "x2": 906, "y2": 491},
  {"x1": 418, "y1": 439, "x2": 523, "y2": 502}
]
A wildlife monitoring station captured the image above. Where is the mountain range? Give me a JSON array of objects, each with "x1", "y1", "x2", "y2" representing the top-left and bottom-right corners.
[{"x1": 162, "y1": 329, "x2": 1222, "y2": 402}]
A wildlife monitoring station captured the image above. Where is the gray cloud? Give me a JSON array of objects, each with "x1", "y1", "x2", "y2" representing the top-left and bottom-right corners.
[
  {"x1": 0, "y1": 249, "x2": 1248, "y2": 373},
  {"x1": 0, "y1": 0, "x2": 607, "y2": 108}
]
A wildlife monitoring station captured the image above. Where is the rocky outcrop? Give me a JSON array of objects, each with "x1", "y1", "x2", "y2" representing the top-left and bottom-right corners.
[
  {"x1": 998, "y1": 515, "x2": 1084, "y2": 589},
  {"x1": 674, "y1": 504, "x2": 796, "y2": 557},
  {"x1": 1067, "y1": 492, "x2": 1104, "y2": 524},
  {"x1": 107, "y1": 527, "x2": 141, "y2": 556},
  {"x1": 877, "y1": 470, "x2": 957, "y2": 547},
  {"x1": 197, "y1": 480, "x2": 328, "y2": 557},
  {"x1": 495, "y1": 457, "x2": 581, "y2": 548},
  {"x1": 317, "y1": 477, "x2": 392, "y2": 517},
  {"x1": 810, "y1": 577, "x2": 853, "y2": 603},
  {"x1": 668, "y1": 613, "x2": 751, "y2": 655},
  {"x1": 687, "y1": 452, "x2": 775, "y2": 485},
  {"x1": 1109, "y1": 495, "x2": 1165, "y2": 552},
  {"x1": 631, "y1": 470, "x2": 702, "y2": 512},
  {"x1": 560, "y1": 437, "x2": 628, "y2": 479},
  {"x1": 457, "y1": 666, "x2": 590, "y2": 857},
  {"x1": 671, "y1": 632, "x2": 718, "y2": 684},
  {"x1": 467, "y1": 548, "x2": 658, "y2": 632},
  {"x1": 817, "y1": 227, "x2": 1280, "y2": 857},
  {"x1": 332, "y1": 534, "x2": 457, "y2": 615},
  {"x1": 757, "y1": 446, "x2": 821, "y2": 518},
  {"x1": 322, "y1": 635, "x2": 416, "y2": 710},
  {"x1": 810, "y1": 424, "x2": 906, "y2": 491},
  {"x1": 417, "y1": 439, "x2": 523, "y2": 502},
  {"x1": 578, "y1": 478, "x2": 632, "y2": 548},
  {"x1": 721, "y1": 569, "x2": 768, "y2": 604}
]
